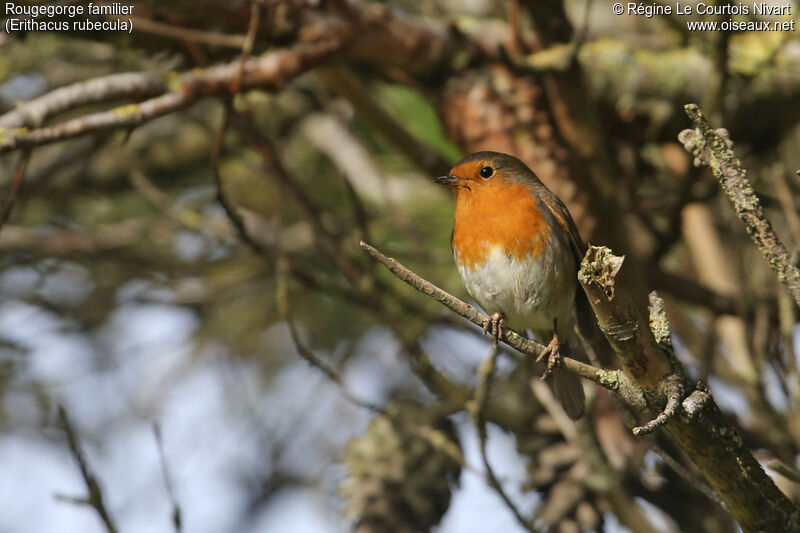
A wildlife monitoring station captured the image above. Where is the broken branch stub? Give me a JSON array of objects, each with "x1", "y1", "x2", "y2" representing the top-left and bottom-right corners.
[
  {"x1": 578, "y1": 246, "x2": 672, "y2": 388},
  {"x1": 578, "y1": 245, "x2": 800, "y2": 532}
]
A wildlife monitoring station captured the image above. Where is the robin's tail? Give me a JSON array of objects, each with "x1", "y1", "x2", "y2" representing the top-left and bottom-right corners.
[
  {"x1": 551, "y1": 285, "x2": 617, "y2": 420},
  {"x1": 532, "y1": 328, "x2": 588, "y2": 420},
  {"x1": 552, "y1": 365, "x2": 585, "y2": 420}
]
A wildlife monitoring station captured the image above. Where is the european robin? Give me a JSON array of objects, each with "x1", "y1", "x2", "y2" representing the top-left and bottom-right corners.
[{"x1": 436, "y1": 151, "x2": 592, "y2": 419}]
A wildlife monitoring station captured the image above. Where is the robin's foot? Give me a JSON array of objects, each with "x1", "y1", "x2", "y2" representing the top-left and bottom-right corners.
[
  {"x1": 536, "y1": 333, "x2": 561, "y2": 380},
  {"x1": 482, "y1": 312, "x2": 504, "y2": 347}
]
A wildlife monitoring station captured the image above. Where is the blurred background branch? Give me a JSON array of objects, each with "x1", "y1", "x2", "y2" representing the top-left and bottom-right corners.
[{"x1": 57, "y1": 406, "x2": 119, "y2": 533}]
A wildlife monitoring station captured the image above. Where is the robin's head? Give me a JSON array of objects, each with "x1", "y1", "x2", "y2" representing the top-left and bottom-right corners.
[{"x1": 435, "y1": 151, "x2": 540, "y2": 197}]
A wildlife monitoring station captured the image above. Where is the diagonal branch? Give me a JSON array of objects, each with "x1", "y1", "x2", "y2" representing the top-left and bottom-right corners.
[
  {"x1": 361, "y1": 239, "x2": 800, "y2": 532},
  {"x1": 680, "y1": 103, "x2": 800, "y2": 308},
  {"x1": 57, "y1": 406, "x2": 118, "y2": 533},
  {"x1": 275, "y1": 257, "x2": 466, "y2": 468},
  {"x1": 0, "y1": 149, "x2": 32, "y2": 233},
  {"x1": 471, "y1": 345, "x2": 540, "y2": 533},
  {"x1": 579, "y1": 245, "x2": 800, "y2": 533},
  {"x1": 153, "y1": 423, "x2": 182, "y2": 533},
  {"x1": 359, "y1": 241, "x2": 623, "y2": 391},
  {"x1": 316, "y1": 65, "x2": 451, "y2": 176}
]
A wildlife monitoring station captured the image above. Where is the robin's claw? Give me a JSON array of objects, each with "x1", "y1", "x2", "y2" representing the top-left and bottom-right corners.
[
  {"x1": 536, "y1": 333, "x2": 561, "y2": 380},
  {"x1": 482, "y1": 312, "x2": 504, "y2": 347}
]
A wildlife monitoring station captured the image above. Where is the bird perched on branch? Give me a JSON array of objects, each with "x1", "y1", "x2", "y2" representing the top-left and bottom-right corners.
[{"x1": 436, "y1": 151, "x2": 594, "y2": 419}]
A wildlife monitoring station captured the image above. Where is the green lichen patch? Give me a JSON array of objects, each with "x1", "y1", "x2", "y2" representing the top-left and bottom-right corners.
[{"x1": 110, "y1": 103, "x2": 141, "y2": 117}]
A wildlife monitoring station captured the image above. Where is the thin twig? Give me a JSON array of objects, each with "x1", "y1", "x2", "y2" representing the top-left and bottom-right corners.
[
  {"x1": 567, "y1": 0, "x2": 595, "y2": 65},
  {"x1": 277, "y1": 253, "x2": 401, "y2": 416},
  {"x1": 766, "y1": 458, "x2": 800, "y2": 485},
  {"x1": 647, "y1": 265, "x2": 747, "y2": 317},
  {"x1": 529, "y1": 379, "x2": 579, "y2": 443},
  {"x1": 129, "y1": 171, "x2": 209, "y2": 233},
  {"x1": 774, "y1": 168, "x2": 800, "y2": 249},
  {"x1": 507, "y1": 0, "x2": 528, "y2": 53},
  {"x1": 285, "y1": 314, "x2": 384, "y2": 414},
  {"x1": 276, "y1": 258, "x2": 466, "y2": 467},
  {"x1": 234, "y1": 2, "x2": 263, "y2": 92},
  {"x1": 116, "y1": 16, "x2": 247, "y2": 49},
  {"x1": 316, "y1": 65, "x2": 450, "y2": 176},
  {"x1": 0, "y1": 149, "x2": 32, "y2": 234},
  {"x1": 238, "y1": 116, "x2": 366, "y2": 286},
  {"x1": 153, "y1": 423, "x2": 183, "y2": 533},
  {"x1": 359, "y1": 240, "x2": 621, "y2": 390},
  {"x1": 57, "y1": 406, "x2": 119, "y2": 533},
  {"x1": 286, "y1": 312, "x2": 470, "y2": 471},
  {"x1": 681, "y1": 103, "x2": 800, "y2": 308},
  {"x1": 211, "y1": 104, "x2": 270, "y2": 256},
  {"x1": 631, "y1": 378, "x2": 682, "y2": 437},
  {"x1": 471, "y1": 346, "x2": 540, "y2": 533},
  {"x1": 24, "y1": 135, "x2": 106, "y2": 186}
]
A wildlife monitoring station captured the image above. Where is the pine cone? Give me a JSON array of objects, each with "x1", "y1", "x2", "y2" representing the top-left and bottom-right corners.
[{"x1": 339, "y1": 407, "x2": 461, "y2": 533}]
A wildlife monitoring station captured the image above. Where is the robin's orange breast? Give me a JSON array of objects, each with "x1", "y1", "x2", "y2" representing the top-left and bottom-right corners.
[{"x1": 451, "y1": 181, "x2": 550, "y2": 269}]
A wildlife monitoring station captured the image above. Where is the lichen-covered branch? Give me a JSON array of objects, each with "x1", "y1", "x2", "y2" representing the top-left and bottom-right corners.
[
  {"x1": 359, "y1": 241, "x2": 623, "y2": 391},
  {"x1": 0, "y1": 72, "x2": 167, "y2": 129},
  {"x1": 578, "y1": 245, "x2": 800, "y2": 533},
  {"x1": 578, "y1": 247, "x2": 673, "y2": 388},
  {"x1": 0, "y1": 36, "x2": 347, "y2": 154},
  {"x1": 360, "y1": 239, "x2": 800, "y2": 530},
  {"x1": 680, "y1": 103, "x2": 800, "y2": 308}
]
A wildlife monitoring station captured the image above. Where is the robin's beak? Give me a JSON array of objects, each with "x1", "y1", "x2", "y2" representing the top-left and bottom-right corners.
[{"x1": 435, "y1": 175, "x2": 460, "y2": 187}]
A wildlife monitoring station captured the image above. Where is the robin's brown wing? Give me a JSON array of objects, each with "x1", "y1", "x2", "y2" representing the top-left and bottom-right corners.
[
  {"x1": 538, "y1": 193, "x2": 616, "y2": 365},
  {"x1": 538, "y1": 193, "x2": 587, "y2": 262}
]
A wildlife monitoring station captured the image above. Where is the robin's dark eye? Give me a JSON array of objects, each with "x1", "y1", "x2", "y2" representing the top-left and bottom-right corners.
[{"x1": 480, "y1": 166, "x2": 493, "y2": 178}]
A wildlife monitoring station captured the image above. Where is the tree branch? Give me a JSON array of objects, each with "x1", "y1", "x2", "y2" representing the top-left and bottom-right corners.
[
  {"x1": 360, "y1": 239, "x2": 800, "y2": 532},
  {"x1": 0, "y1": 73, "x2": 167, "y2": 128},
  {"x1": 471, "y1": 345, "x2": 540, "y2": 532},
  {"x1": 276, "y1": 257, "x2": 466, "y2": 468},
  {"x1": 578, "y1": 245, "x2": 800, "y2": 533},
  {"x1": 152, "y1": 423, "x2": 182, "y2": 533},
  {"x1": 359, "y1": 241, "x2": 622, "y2": 391},
  {"x1": 0, "y1": 149, "x2": 31, "y2": 233},
  {"x1": 58, "y1": 406, "x2": 118, "y2": 533},
  {"x1": 0, "y1": 36, "x2": 347, "y2": 154},
  {"x1": 115, "y1": 14, "x2": 248, "y2": 50},
  {"x1": 680, "y1": 103, "x2": 800, "y2": 308}
]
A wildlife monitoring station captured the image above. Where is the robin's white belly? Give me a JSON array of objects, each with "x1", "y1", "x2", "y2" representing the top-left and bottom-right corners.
[{"x1": 455, "y1": 244, "x2": 576, "y2": 337}]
